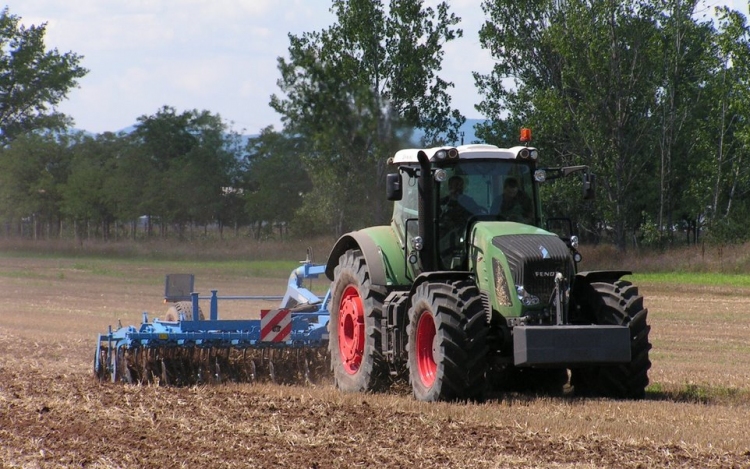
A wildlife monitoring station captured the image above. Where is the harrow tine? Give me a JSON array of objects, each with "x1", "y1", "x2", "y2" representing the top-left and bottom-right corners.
[
  {"x1": 122, "y1": 349, "x2": 133, "y2": 384},
  {"x1": 161, "y1": 357, "x2": 169, "y2": 386},
  {"x1": 96, "y1": 346, "x2": 108, "y2": 382},
  {"x1": 111, "y1": 347, "x2": 119, "y2": 384},
  {"x1": 197, "y1": 348, "x2": 207, "y2": 384},
  {"x1": 214, "y1": 350, "x2": 222, "y2": 384},
  {"x1": 302, "y1": 351, "x2": 311, "y2": 385},
  {"x1": 176, "y1": 349, "x2": 188, "y2": 384},
  {"x1": 250, "y1": 358, "x2": 257, "y2": 382},
  {"x1": 268, "y1": 349, "x2": 277, "y2": 383},
  {"x1": 194, "y1": 348, "x2": 203, "y2": 384},
  {"x1": 129, "y1": 348, "x2": 139, "y2": 384}
]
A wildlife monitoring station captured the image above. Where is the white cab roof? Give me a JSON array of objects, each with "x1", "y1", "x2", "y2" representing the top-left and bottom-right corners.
[{"x1": 391, "y1": 144, "x2": 536, "y2": 164}]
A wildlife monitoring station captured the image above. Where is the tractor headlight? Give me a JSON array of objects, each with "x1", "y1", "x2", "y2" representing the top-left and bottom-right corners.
[
  {"x1": 518, "y1": 148, "x2": 539, "y2": 160},
  {"x1": 434, "y1": 148, "x2": 458, "y2": 160},
  {"x1": 534, "y1": 170, "x2": 546, "y2": 182},
  {"x1": 569, "y1": 235, "x2": 579, "y2": 249},
  {"x1": 411, "y1": 236, "x2": 424, "y2": 251},
  {"x1": 516, "y1": 285, "x2": 540, "y2": 306},
  {"x1": 434, "y1": 169, "x2": 448, "y2": 182}
]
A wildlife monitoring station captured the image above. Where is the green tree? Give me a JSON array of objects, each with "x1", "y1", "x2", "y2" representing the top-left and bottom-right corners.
[
  {"x1": 0, "y1": 8, "x2": 87, "y2": 144},
  {"x1": 131, "y1": 106, "x2": 242, "y2": 238},
  {"x1": 0, "y1": 133, "x2": 71, "y2": 238},
  {"x1": 697, "y1": 7, "x2": 750, "y2": 243},
  {"x1": 98, "y1": 132, "x2": 152, "y2": 239},
  {"x1": 653, "y1": 1, "x2": 716, "y2": 243},
  {"x1": 243, "y1": 127, "x2": 312, "y2": 239},
  {"x1": 271, "y1": 0, "x2": 463, "y2": 236},
  {"x1": 474, "y1": 0, "x2": 703, "y2": 249},
  {"x1": 60, "y1": 133, "x2": 116, "y2": 240}
]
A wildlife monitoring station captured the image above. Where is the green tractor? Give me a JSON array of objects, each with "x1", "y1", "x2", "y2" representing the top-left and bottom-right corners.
[{"x1": 324, "y1": 136, "x2": 651, "y2": 402}]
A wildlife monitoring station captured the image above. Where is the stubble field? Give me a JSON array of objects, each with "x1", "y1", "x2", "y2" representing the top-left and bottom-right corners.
[{"x1": 1, "y1": 253, "x2": 750, "y2": 468}]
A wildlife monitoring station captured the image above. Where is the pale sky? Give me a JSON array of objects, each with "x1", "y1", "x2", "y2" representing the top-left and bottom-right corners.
[{"x1": 8, "y1": 0, "x2": 749, "y2": 135}]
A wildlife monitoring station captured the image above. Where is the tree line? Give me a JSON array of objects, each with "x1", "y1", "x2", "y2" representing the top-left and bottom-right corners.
[
  {"x1": 0, "y1": 107, "x2": 312, "y2": 241},
  {"x1": 1, "y1": 1, "x2": 750, "y2": 249}
]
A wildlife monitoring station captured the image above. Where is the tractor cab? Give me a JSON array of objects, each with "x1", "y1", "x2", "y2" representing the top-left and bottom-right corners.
[{"x1": 387, "y1": 143, "x2": 543, "y2": 273}]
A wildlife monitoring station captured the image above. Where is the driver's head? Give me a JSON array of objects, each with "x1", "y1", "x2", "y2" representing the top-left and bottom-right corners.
[
  {"x1": 448, "y1": 176, "x2": 464, "y2": 195},
  {"x1": 504, "y1": 177, "x2": 519, "y2": 197}
]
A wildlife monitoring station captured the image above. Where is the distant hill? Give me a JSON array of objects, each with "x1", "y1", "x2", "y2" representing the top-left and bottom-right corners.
[
  {"x1": 409, "y1": 118, "x2": 487, "y2": 146},
  {"x1": 456, "y1": 118, "x2": 486, "y2": 145},
  {"x1": 74, "y1": 118, "x2": 489, "y2": 147}
]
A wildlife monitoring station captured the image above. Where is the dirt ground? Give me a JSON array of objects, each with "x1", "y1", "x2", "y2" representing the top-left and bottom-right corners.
[{"x1": 1, "y1": 256, "x2": 750, "y2": 468}]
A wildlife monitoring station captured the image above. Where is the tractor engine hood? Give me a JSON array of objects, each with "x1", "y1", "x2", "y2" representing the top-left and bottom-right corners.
[{"x1": 475, "y1": 222, "x2": 575, "y2": 314}]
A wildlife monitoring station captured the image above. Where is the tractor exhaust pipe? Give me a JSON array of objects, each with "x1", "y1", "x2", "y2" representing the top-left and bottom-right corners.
[{"x1": 417, "y1": 150, "x2": 435, "y2": 272}]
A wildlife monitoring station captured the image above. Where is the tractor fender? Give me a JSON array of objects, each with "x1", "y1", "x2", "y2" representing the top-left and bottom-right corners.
[
  {"x1": 408, "y1": 270, "x2": 474, "y2": 297},
  {"x1": 570, "y1": 270, "x2": 633, "y2": 310},
  {"x1": 573, "y1": 270, "x2": 632, "y2": 287},
  {"x1": 325, "y1": 231, "x2": 388, "y2": 286}
]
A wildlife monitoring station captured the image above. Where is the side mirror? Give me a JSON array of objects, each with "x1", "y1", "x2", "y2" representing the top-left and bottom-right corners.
[
  {"x1": 545, "y1": 217, "x2": 573, "y2": 240},
  {"x1": 582, "y1": 172, "x2": 595, "y2": 200},
  {"x1": 386, "y1": 173, "x2": 402, "y2": 201}
]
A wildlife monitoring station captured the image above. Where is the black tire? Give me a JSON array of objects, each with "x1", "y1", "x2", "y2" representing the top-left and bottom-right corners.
[
  {"x1": 328, "y1": 249, "x2": 388, "y2": 392},
  {"x1": 406, "y1": 280, "x2": 488, "y2": 402},
  {"x1": 570, "y1": 280, "x2": 652, "y2": 399}
]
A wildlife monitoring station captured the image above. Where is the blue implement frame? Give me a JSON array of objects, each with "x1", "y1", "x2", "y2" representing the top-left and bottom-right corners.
[{"x1": 94, "y1": 263, "x2": 331, "y2": 382}]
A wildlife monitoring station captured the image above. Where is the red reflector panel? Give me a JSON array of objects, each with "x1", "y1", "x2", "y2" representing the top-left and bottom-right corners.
[{"x1": 260, "y1": 309, "x2": 292, "y2": 342}]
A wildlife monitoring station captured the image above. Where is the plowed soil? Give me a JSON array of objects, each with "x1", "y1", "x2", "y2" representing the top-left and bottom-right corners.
[{"x1": 1, "y1": 256, "x2": 750, "y2": 468}]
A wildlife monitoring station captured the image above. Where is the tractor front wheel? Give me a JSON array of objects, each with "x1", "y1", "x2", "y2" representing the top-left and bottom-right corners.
[
  {"x1": 328, "y1": 249, "x2": 388, "y2": 393},
  {"x1": 406, "y1": 280, "x2": 488, "y2": 402},
  {"x1": 570, "y1": 280, "x2": 652, "y2": 399}
]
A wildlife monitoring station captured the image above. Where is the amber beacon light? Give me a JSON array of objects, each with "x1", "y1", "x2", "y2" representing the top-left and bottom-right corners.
[{"x1": 520, "y1": 127, "x2": 532, "y2": 143}]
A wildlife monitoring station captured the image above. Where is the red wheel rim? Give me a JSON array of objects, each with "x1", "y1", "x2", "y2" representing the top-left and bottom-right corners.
[
  {"x1": 416, "y1": 311, "x2": 437, "y2": 387},
  {"x1": 338, "y1": 285, "x2": 364, "y2": 375}
]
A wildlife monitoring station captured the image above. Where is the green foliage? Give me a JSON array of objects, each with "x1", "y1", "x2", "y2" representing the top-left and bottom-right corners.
[
  {"x1": 475, "y1": 0, "x2": 750, "y2": 251},
  {"x1": 0, "y1": 133, "x2": 71, "y2": 236},
  {"x1": 0, "y1": 8, "x2": 88, "y2": 143},
  {"x1": 0, "y1": 106, "x2": 249, "y2": 241},
  {"x1": 271, "y1": 0, "x2": 463, "y2": 236},
  {"x1": 704, "y1": 203, "x2": 750, "y2": 245},
  {"x1": 130, "y1": 106, "x2": 244, "y2": 238},
  {"x1": 243, "y1": 128, "x2": 312, "y2": 238},
  {"x1": 60, "y1": 133, "x2": 116, "y2": 237},
  {"x1": 6, "y1": 1, "x2": 750, "y2": 250}
]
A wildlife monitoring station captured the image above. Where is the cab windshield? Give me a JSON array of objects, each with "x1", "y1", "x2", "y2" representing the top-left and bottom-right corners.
[{"x1": 436, "y1": 160, "x2": 537, "y2": 269}]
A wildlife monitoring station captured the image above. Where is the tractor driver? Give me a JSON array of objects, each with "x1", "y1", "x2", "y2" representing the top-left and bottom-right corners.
[
  {"x1": 439, "y1": 175, "x2": 484, "y2": 268},
  {"x1": 492, "y1": 177, "x2": 533, "y2": 223},
  {"x1": 441, "y1": 175, "x2": 483, "y2": 226}
]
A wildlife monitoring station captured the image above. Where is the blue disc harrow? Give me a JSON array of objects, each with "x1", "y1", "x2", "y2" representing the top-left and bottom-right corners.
[{"x1": 95, "y1": 261, "x2": 331, "y2": 386}]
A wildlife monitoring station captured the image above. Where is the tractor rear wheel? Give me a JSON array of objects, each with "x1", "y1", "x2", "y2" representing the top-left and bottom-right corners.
[
  {"x1": 570, "y1": 280, "x2": 652, "y2": 399},
  {"x1": 406, "y1": 280, "x2": 488, "y2": 402},
  {"x1": 329, "y1": 249, "x2": 388, "y2": 393}
]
